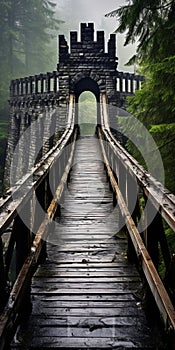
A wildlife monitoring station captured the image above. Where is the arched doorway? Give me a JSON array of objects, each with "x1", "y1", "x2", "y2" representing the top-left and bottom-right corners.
[
  {"x1": 78, "y1": 92, "x2": 96, "y2": 135},
  {"x1": 74, "y1": 77, "x2": 101, "y2": 128}
]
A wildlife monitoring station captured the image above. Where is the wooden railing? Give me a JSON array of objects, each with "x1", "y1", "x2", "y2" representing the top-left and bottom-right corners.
[
  {"x1": 98, "y1": 93, "x2": 175, "y2": 345},
  {"x1": 1, "y1": 92, "x2": 175, "y2": 348},
  {"x1": 0, "y1": 95, "x2": 77, "y2": 350}
]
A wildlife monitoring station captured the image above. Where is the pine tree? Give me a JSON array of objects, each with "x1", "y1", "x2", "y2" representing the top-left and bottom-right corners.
[{"x1": 106, "y1": 0, "x2": 175, "y2": 192}]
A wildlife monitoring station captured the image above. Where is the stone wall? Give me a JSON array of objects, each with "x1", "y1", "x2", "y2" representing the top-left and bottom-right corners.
[
  {"x1": 58, "y1": 23, "x2": 118, "y2": 105},
  {"x1": 4, "y1": 22, "x2": 144, "y2": 189}
]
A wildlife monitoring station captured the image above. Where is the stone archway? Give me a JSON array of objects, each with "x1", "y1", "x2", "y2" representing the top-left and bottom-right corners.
[
  {"x1": 78, "y1": 91, "x2": 97, "y2": 135},
  {"x1": 74, "y1": 77, "x2": 100, "y2": 102},
  {"x1": 73, "y1": 77, "x2": 100, "y2": 125},
  {"x1": 58, "y1": 23, "x2": 117, "y2": 128}
]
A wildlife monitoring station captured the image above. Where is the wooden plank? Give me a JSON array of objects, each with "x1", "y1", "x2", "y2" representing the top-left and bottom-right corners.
[
  {"x1": 30, "y1": 306, "x2": 142, "y2": 317},
  {"x1": 26, "y1": 325, "x2": 154, "y2": 341},
  {"x1": 35, "y1": 270, "x2": 139, "y2": 278},
  {"x1": 16, "y1": 337, "x2": 154, "y2": 349},
  {"x1": 98, "y1": 107, "x2": 175, "y2": 334},
  {"x1": 30, "y1": 294, "x2": 137, "y2": 302},
  {"x1": 25, "y1": 315, "x2": 147, "y2": 327},
  {"x1": 100, "y1": 93, "x2": 175, "y2": 233},
  {"x1": 31, "y1": 300, "x2": 138, "y2": 309},
  {"x1": 31, "y1": 289, "x2": 140, "y2": 296},
  {"x1": 21, "y1": 135, "x2": 163, "y2": 349}
]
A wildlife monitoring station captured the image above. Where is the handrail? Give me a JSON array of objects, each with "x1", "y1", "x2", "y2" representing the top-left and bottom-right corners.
[
  {"x1": 100, "y1": 93, "x2": 175, "y2": 233},
  {"x1": 0, "y1": 94, "x2": 77, "y2": 348},
  {"x1": 0, "y1": 94, "x2": 75, "y2": 236},
  {"x1": 98, "y1": 93, "x2": 175, "y2": 337},
  {"x1": 0, "y1": 128, "x2": 78, "y2": 350}
]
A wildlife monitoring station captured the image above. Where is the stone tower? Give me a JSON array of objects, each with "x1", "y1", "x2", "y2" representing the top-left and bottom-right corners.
[{"x1": 58, "y1": 22, "x2": 118, "y2": 123}]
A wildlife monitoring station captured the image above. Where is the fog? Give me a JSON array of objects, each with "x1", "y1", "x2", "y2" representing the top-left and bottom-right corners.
[{"x1": 57, "y1": 0, "x2": 137, "y2": 72}]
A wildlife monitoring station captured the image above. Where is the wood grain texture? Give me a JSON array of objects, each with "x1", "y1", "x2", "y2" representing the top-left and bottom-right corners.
[{"x1": 12, "y1": 136, "x2": 163, "y2": 349}]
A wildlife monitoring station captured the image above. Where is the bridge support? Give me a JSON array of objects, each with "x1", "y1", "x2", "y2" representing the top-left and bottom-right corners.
[{"x1": 0, "y1": 238, "x2": 8, "y2": 312}]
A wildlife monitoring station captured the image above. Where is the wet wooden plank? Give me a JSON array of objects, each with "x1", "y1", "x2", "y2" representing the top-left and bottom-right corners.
[
  {"x1": 31, "y1": 293, "x2": 137, "y2": 302},
  {"x1": 31, "y1": 306, "x2": 143, "y2": 317},
  {"x1": 27, "y1": 326, "x2": 155, "y2": 344},
  {"x1": 35, "y1": 270, "x2": 139, "y2": 278},
  {"x1": 14, "y1": 337, "x2": 155, "y2": 349},
  {"x1": 25, "y1": 315, "x2": 148, "y2": 327},
  {"x1": 19, "y1": 136, "x2": 162, "y2": 349}
]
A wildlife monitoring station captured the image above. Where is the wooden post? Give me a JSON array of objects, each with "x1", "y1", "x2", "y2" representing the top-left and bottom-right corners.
[
  {"x1": 141, "y1": 197, "x2": 160, "y2": 310},
  {"x1": 5, "y1": 229, "x2": 16, "y2": 280},
  {"x1": 118, "y1": 161, "x2": 127, "y2": 231},
  {"x1": 126, "y1": 172, "x2": 139, "y2": 263},
  {"x1": 13, "y1": 201, "x2": 32, "y2": 318},
  {"x1": 0, "y1": 237, "x2": 8, "y2": 311},
  {"x1": 32, "y1": 180, "x2": 47, "y2": 263},
  {"x1": 143, "y1": 200, "x2": 159, "y2": 267}
]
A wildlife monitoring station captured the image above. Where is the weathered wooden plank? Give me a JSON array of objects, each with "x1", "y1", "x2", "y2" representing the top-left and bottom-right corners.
[
  {"x1": 31, "y1": 306, "x2": 143, "y2": 317},
  {"x1": 26, "y1": 325, "x2": 154, "y2": 342},
  {"x1": 47, "y1": 242, "x2": 127, "y2": 250},
  {"x1": 31, "y1": 294, "x2": 137, "y2": 302},
  {"x1": 32, "y1": 282, "x2": 140, "y2": 292},
  {"x1": 36, "y1": 263, "x2": 135, "y2": 271},
  {"x1": 25, "y1": 315, "x2": 147, "y2": 327},
  {"x1": 98, "y1": 121, "x2": 175, "y2": 334},
  {"x1": 21, "y1": 135, "x2": 163, "y2": 349},
  {"x1": 31, "y1": 289, "x2": 140, "y2": 296},
  {"x1": 15, "y1": 337, "x2": 155, "y2": 349},
  {"x1": 31, "y1": 300, "x2": 138, "y2": 309},
  {"x1": 33, "y1": 276, "x2": 140, "y2": 283},
  {"x1": 34, "y1": 255, "x2": 126, "y2": 263},
  {"x1": 35, "y1": 270, "x2": 139, "y2": 278},
  {"x1": 48, "y1": 236, "x2": 116, "y2": 242}
]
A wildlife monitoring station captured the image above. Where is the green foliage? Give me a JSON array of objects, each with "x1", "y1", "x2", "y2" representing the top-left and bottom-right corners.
[
  {"x1": 106, "y1": 0, "x2": 175, "y2": 62},
  {"x1": 107, "y1": 0, "x2": 175, "y2": 193},
  {"x1": 78, "y1": 92, "x2": 97, "y2": 135},
  {"x1": 0, "y1": 0, "x2": 63, "y2": 192},
  {"x1": 0, "y1": 0, "x2": 62, "y2": 110}
]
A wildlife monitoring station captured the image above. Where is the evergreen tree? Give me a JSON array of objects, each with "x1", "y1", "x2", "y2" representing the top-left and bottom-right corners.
[
  {"x1": 106, "y1": 0, "x2": 175, "y2": 192},
  {"x1": 0, "y1": 0, "x2": 62, "y2": 193},
  {"x1": 0, "y1": 0, "x2": 62, "y2": 109}
]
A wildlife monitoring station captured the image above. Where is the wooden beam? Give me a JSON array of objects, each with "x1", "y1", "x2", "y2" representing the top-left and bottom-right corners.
[
  {"x1": 98, "y1": 126, "x2": 175, "y2": 334},
  {"x1": 0, "y1": 127, "x2": 78, "y2": 350},
  {"x1": 100, "y1": 93, "x2": 175, "y2": 233},
  {"x1": 0, "y1": 95, "x2": 75, "y2": 236}
]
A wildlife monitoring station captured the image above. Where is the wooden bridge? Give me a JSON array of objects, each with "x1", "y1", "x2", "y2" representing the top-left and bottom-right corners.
[{"x1": 0, "y1": 23, "x2": 175, "y2": 349}]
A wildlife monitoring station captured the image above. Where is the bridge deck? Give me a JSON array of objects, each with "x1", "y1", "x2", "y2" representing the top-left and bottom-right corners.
[{"x1": 13, "y1": 136, "x2": 162, "y2": 349}]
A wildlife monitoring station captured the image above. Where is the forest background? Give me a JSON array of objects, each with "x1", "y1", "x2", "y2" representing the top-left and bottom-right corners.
[{"x1": 0, "y1": 0, "x2": 174, "y2": 198}]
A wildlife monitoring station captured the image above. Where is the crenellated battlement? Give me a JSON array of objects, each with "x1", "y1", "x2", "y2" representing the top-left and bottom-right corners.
[
  {"x1": 59, "y1": 23, "x2": 116, "y2": 62},
  {"x1": 9, "y1": 23, "x2": 144, "y2": 105}
]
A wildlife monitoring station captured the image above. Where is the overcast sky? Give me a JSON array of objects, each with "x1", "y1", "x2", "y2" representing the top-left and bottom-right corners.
[{"x1": 57, "y1": 0, "x2": 137, "y2": 72}]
